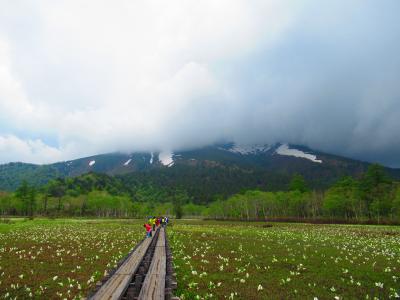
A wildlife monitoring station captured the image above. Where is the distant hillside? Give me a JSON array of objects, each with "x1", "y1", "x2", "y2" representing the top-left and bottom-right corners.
[
  {"x1": 1, "y1": 143, "x2": 399, "y2": 196},
  {"x1": 0, "y1": 162, "x2": 63, "y2": 191}
]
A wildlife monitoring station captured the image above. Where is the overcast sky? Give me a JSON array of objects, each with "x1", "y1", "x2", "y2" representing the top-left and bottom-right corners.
[{"x1": 0, "y1": 0, "x2": 400, "y2": 167}]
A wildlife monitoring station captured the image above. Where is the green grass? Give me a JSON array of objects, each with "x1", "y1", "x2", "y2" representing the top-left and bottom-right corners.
[
  {"x1": 0, "y1": 218, "x2": 144, "y2": 299},
  {"x1": 1, "y1": 219, "x2": 399, "y2": 299},
  {"x1": 169, "y1": 220, "x2": 400, "y2": 299}
]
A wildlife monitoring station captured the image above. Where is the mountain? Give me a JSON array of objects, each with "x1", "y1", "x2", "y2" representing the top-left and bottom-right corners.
[{"x1": 1, "y1": 143, "x2": 400, "y2": 195}]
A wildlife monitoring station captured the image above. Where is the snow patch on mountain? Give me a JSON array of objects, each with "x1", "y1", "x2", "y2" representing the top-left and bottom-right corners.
[
  {"x1": 276, "y1": 144, "x2": 322, "y2": 163},
  {"x1": 150, "y1": 152, "x2": 154, "y2": 164},
  {"x1": 226, "y1": 144, "x2": 271, "y2": 155},
  {"x1": 88, "y1": 160, "x2": 96, "y2": 166},
  {"x1": 123, "y1": 158, "x2": 132, "y2": 166},
  {"x1": 159, "y1": 151, "x2": 174, "y2": 167}
]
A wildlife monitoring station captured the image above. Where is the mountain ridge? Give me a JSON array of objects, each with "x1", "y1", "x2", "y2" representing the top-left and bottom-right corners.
[{"x1": 1, "y1": 143, "x2": 399, "y2": 191}]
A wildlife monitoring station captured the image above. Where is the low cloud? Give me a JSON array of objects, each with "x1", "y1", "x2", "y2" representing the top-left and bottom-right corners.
[
  {"x1": 0, "y1": 135, "x2": 62, "y2": 164},
  {"x1": 0, "y1": 1, "x2": 399, "y2": 166}
]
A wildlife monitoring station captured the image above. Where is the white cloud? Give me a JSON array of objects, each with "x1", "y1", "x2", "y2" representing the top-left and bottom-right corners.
[
  {"x1": 0, "y1": 0, "x2": 295, "y2": 161},
  {"x1": 0, "y1": 1, "x2": 400, "y2": 166},
  {"x1": 0, "y1": 135, "x2": 63, "y2": 164},
  {"x1": 0, "y1": 37, "x2": 33, "y2": 124}
]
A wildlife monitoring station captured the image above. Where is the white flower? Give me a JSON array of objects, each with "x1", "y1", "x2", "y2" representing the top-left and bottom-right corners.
[{"x1": 257, "y1": 284, "x2": 263, "y2": 291}]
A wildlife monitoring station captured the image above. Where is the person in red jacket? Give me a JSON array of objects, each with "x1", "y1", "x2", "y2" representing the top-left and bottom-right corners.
[
  {"x1": 155, "y1": 218, "x2": 160, "y2": 227},
  {"x1": 144, "y1": 223, "x2": 152, "y2": 238}
]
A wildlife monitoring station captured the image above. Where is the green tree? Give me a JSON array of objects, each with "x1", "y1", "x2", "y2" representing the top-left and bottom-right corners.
[
  {"x1": 15, "y1": 180, "x2": 30, "y2": 216},
  {"x1": 323, "y1": 177, "x2": 362, "y2": 219},
  {"x1": 27, "y1": 186, "x2": 37, "y2": 217},
  {"x1": 287, "y1": 191, "x2": 309, "y2": 218},
  {"x1": 392, "y1": 185, "x2": 400, "y2": 220},
  {"x1": 207, "y1": 200, "x2": 225, "y2": 219},
  {"x1": 171, "y1": 190, "x2": 190, "y2": 219},
  {"x1": 173, "y1": 200, "x2": 183, "y2": 219},
  {"x1": 259, "y1": 192, "x2": 278, "y2": 220},
  {"x1": 323, "y1": 192, "x2": 348, "y2": 218},
  {"x1": 182, "y1": 202, "x2": 205, "y2": 217},
  {"x1": 359, "y1": 164, "x2": 392, "y2": 222},
  {"x1": 0, "y1": 192, "x2": 12, "y2": 215},
  {"x1": 289, "y1": 174, "x2": 308, "y2": 193},
  {"x1": 47, "y1": 179, "x2": 66, "y2": 213}
]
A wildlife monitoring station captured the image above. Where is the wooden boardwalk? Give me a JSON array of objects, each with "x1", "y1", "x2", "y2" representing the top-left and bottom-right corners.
[
  {"x1": 89, "y1": 227, "x2": 170, "y2": 300},
  {"x1": 90, "y1": 236, "x2": 152, "y2": 300},
  {"x1": 138, "y1": 227, "x2": 166, "y2": 300}
]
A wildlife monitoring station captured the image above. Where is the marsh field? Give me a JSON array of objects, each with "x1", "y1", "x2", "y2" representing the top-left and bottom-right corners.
[{"x1": 0, "y1": 219, "x2": 399, "y2": 299}]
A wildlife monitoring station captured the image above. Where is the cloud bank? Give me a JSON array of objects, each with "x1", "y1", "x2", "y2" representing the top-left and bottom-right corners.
[{"x1": 0, "y1": 0, "x2": 400, "y2": 166}]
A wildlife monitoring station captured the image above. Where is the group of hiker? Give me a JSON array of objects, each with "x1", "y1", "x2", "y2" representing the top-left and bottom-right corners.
[{"x1": 143, "y1": 216, "x2": 169, "y2": 237}]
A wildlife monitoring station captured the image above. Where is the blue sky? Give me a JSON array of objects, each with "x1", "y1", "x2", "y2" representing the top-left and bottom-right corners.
[{"x1": 0, "y1": 0, "x2": 400, "y2": 166}]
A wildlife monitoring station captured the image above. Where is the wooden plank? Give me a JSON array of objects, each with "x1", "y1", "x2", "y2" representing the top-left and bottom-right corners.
[
  {"x1": 91, "y1": 236, "x2": 153, "y2": 300},
  {"x1": 138, "y1": 227, "x2": 166, "y2": 300}
]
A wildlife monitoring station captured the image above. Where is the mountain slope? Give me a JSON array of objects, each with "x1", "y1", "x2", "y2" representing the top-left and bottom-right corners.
[{"x1": 1, "y1": 143, "x2": 399, "y2": 191}]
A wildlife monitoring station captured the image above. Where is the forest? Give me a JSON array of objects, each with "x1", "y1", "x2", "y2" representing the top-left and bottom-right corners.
[{"x1": 0, "y1": 164, "x2": 399, "y2": 223}]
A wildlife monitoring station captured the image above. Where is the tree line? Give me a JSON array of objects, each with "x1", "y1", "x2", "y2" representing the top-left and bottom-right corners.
[
  {"x1": 0, "y1": 173, "x2": 191, "y2": 218},
  {"x1": 0, "y1": 164, "x2": 399, "y2": 223},
  {"x1": 205, "y1": 165, "x2": 400, "y2": 223}
]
